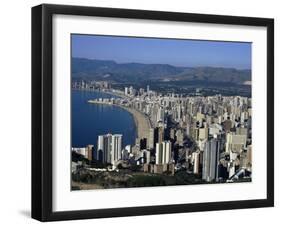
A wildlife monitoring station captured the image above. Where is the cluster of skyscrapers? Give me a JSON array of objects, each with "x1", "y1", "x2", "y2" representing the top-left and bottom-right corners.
[{"x1": 72, "y1": 81, "x2": 252, "y2": 183}]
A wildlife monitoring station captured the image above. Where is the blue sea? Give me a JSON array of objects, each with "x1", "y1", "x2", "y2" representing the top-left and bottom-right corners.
[{"x1": 71, "y1": 90, "x2": 137, "y2": 150}]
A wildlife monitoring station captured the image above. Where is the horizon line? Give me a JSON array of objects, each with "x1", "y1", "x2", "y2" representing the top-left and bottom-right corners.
[{"x1": 72, "y1": 57, "x2": 252, "y2": 70}]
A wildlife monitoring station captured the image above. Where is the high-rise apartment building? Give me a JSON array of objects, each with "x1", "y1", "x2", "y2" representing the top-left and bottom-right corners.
[
  {"x1": 155, "y1": 141, "x2": 172, "y2": 165},
  {"x1": 202, "y1": 138, "x2": 220, "y2": 182},
  {"x1": 199, "y1": 127, "x2": 208, "y2": 140},
  {"x1": 225, "y1": 133, "x2": 247, "y2": 153},
  {"x1": 97, "y1": 134, "x2": 122, "y2": 165},
  {"x1": 157, "y1": 107, "x2": 165, "y2": 122},
  {"x1": 86, "y1": 144, "x2": 94, "y2": 161},
  {"x1": 192, "y1": 151, "x2": 200, "y2": 174},
  {"x1": 158, "y1": 127, "x2": 165, "y2": 144},
  {"x1": 111, "y1": 134, "x2": 122, "y2": 165}
]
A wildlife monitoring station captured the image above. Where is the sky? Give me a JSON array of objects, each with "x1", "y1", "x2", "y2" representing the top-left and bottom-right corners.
[{"x1": 71, "y1": 34, "x2": 251, "y2": 69}]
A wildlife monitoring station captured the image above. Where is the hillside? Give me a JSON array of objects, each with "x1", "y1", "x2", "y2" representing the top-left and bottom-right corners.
[{"x1": 72, "y1": 57, "x2": 251, "y2": 85}]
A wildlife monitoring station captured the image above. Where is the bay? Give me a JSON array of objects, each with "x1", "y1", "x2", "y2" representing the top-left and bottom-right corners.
[{"x1": 71, "y1": 90, "x2": 137, "y2": 151}]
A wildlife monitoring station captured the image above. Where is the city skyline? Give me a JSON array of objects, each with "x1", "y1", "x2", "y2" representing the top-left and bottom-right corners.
[
  {"x1": 71, "y1": 35, "x2": 252, "y2": 190},
  {"x1": 72, "y1": 82, "x2": 252, "y2": 189},
  {"x1": 72, "y1": 34, "x2": 252, "y2": 69}
]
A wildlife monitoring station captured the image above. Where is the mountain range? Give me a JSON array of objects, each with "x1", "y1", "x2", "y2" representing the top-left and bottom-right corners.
[{"x1": 72, "y1": 57, "x2": 251, "y2": 85}]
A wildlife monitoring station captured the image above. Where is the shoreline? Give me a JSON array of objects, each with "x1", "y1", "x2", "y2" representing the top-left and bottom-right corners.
[
  {"x1": 121, "y1": 105, "x2": 151, "y2": 140},
  {"x1": 72, "y1": 88, "x2": 126, "y2": 98},
  {"x1": 88, "y1": 100, "x2": 151, "y2": 140}
]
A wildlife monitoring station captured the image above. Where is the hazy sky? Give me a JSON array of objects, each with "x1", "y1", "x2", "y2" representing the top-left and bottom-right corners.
[{"x1": 72, "y1": 34, "x2": 251, "y2": 69}]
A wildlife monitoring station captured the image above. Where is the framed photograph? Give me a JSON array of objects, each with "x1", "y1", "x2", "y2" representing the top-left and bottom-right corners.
[{"x1": 32, "y1": 4, "x2": 274, "y2": 221}]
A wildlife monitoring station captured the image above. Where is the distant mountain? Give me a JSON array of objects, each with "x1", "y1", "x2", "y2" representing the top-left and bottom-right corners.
[
  {"x1": 173, "y1": 67, "x2": 251, "y2": 84},
  {"x1": 72, "y1": 58, "x2": 183, "y2": 83},
  {"x1": 72, "y1": 58, "x2": 251, "y2": 84}
]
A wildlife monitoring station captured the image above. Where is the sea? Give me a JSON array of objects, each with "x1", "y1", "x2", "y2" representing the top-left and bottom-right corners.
[{"x1": 71, "y1": 90, "x2": 137, "y2": 150}]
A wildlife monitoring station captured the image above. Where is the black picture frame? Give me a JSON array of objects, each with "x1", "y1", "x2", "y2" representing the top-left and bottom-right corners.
[{"x1": 32, "y1": 4, "x2": 274, "y2": 222}]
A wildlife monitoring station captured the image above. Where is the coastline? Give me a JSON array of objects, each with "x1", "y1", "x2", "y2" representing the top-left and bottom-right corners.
[
  {"x1": 72, "y1": 88, "x2": 126, "y2": 98},
  {"x1": 121, "y1": 106, "x2": 151, "y2": 140},
  {"x1": 88, "y1": 100, "x2": 151, "y2": 140}
]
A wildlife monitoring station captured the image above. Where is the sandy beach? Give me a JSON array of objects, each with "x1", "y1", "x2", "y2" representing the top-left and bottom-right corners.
[
  {"x1": 88, "y1": 100, "x2": 151, "y2": 140},
  {"x1": 121, "y1": 106, "x2": 151, "y2": 140}
]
